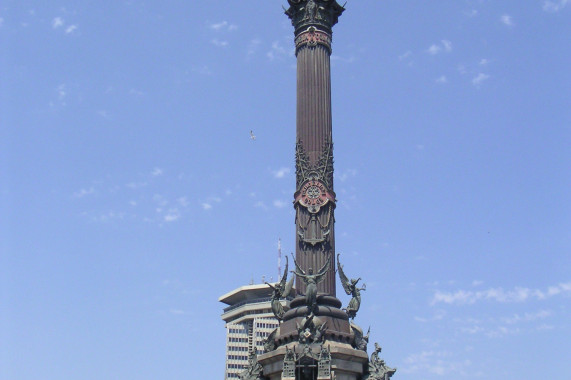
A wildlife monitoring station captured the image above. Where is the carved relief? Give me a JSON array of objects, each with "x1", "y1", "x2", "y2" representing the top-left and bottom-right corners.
[
  {"x1": 295, "y1": 27, "x2": 332, "y2": 54},
  {"x1": 295, "y1": 140, "x2": 335, "y2": 248}
]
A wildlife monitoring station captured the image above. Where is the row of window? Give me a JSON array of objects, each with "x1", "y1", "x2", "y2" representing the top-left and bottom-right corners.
[
  {"x1": 255, "y1": 322, "x2": 277, "y2": 330},
  {"x1": 227, "y1": 363, "x2": 246, "y2": 370},
  {"x1": 228, "y1": 336, "x2": 247, "y2": 342},
  {"x1": 228, "y1": 354, "x2": 248, "y2": 361},
  {"x1": 229, "y1": 346, "x2": 249, "y2": 352}
]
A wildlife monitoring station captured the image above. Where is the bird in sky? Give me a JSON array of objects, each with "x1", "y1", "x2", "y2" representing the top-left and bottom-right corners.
[{"x1": 250, "y1": 130, "x2": 256, "y2": 140}]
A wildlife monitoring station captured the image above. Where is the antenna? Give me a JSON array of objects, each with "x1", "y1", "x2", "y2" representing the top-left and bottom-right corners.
[{"x1": 277, "y1": 238, "x2": 282, "y2": 279}]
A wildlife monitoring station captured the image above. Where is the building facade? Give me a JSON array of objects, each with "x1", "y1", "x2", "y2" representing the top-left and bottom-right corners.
[{"x1": 220, "y1": 284, "x2": 286, "y2": 379}]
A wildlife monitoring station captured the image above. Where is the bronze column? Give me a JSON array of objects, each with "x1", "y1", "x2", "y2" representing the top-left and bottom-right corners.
[{"x1": 286, "y1": 0, "x2": 344, "y2": 297}]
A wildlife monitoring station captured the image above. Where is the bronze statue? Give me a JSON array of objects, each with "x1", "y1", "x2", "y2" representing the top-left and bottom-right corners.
[
  {"x1": 363, "y1": 343, "x2": 397, "y2": 380},
  {"x1": 351, "y1": 322, "x2": 370, "y2": 351},
  {"x1": 291, "y1": 252, "x2": 331, "y2": 315},
  {"x1": 239, "y1": 351, "x2": 263, "y2": 380},
  {"x1": 265, "y1": 256, "x2": 294, "y2": 321},
  {"x1": 337, "y1": 253, "x2": 366, "y2": 319}
]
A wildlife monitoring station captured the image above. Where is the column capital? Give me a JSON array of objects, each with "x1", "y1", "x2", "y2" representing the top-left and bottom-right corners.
[{"x1": 285, "y1": 0, "x2": 345, "y2": 36}]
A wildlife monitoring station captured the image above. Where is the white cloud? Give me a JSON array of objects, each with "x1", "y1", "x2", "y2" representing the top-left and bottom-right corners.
[
  {"x1": 427, "y1": 44, "x2": 441, "y2": 55},
  {"x1": 402, "y1": 351, "x2": 470, "y2": 376},
  {"x1": 177, "y1": 197, "x2": 189, "y2": 207},
  {"x1": 273, "y1": 167, "x2": 291, "y2": 179},
  {"x1": 435, "y1": 75, "x2": 448, "y2": 84},
  {"x1": 472, "y1": 73, "x2": 490, "y2": 87},
  {"x1": 65, "y1": 25, "x2": 77, "y2": 34},
  {"x1": 73, "y1": 187, "x2": 95, "y2": 198},
  {"x1": 151, "y1": 167, "x2": 163, "y2": 176},
  {"x1": 57, "y1": 84, "x2": 67, "y2": 100},
  {"x1": 501, "y1": 310, "x2": 552, "y2": 325},
  {"x1": 211, "y1": 39, "x2": 228, "y2": 47},
  {"x1": 164, "y1": 209, "x2": 180, "y2": 222},
  {"x1": 267, "y1": 41, "x2": 289, "y2": 60},
  {"x1": 543, "y1": 0, "x2": 569, "y2": 12},
  {"x1": 254, "y1": 201, "x2": 268, "y2": 210},
  {"x1": 202, "y1": 203, "x2": 212, "y2": 210},
  {"x1": 431, "y1": 282, "x2": 571, "y2": 305},
  {"x1": 273, "y1": 200, "x2": 287, "y2": 208},
  {"x1": 501, "y1": 14, "x2": 514, "y2": 26},
  {"x1": 464, "y1": 9, "x2": 479, "y2": 17},
  {"x1": 52, "y1": 17, "x2": 64, "y2": 29},
  {"x1": 441, "y1": 40, "x2": 452, "y2": 52},
  {"x1": 479, "y1": 58, "x2": 490, "y2": 66},
  {"x1": 247, "y1": 38, "x2": 262, "y2": 57},
  {"x1": 427, "y1": 40, "x2": 452, "y2": 55},
  {"x1": 398, "y1": 51, "x2": 412, "y2": 60},
  {"x1": 0, "y1": 17, "x2": 4, "y2": 27},
  {"x1": 209, "y1": 21, "x2": 237, "y2": 32},
  {"x1": 336, "y1": 169, "x2": 357, "y2": 182}
]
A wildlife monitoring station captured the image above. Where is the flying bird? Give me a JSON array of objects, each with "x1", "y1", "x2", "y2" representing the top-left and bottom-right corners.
[{"x1": 250, "y1": 130, "x2": 256, "y2": 140}]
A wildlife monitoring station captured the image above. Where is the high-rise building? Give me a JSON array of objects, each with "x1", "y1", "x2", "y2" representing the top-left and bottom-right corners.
[
  {"x1": 219, "y1": 284, "x2": 285, "y2": 379},
  {"x1": 226, "y1": 2, "x2": 397, "y2": 379}
]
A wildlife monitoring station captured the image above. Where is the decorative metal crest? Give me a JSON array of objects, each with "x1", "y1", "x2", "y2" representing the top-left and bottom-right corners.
[{"x1": 295, "y1": 139, "x2": 334, "y2": 191}]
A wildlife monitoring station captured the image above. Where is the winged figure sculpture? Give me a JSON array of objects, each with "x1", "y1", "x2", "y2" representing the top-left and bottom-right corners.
[
  {"x1": 266, "y1": 256, "x2": 294, "y2": 321},
  {"x1": 337, "y1": 253, "x2": 366, "y2": 319}
]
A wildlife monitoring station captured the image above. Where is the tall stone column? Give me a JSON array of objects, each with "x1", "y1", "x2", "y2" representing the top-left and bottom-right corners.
[{"x1": 286, "y1": 0, "x2": 344, "y2": 297}]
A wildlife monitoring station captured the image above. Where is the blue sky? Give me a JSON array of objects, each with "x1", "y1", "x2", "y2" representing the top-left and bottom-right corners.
[{"x1": 1, "y1": 1, "x2": 570, "y2": 379}]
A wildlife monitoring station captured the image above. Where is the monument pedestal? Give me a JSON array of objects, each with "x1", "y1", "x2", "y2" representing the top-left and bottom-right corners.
[
  {"x1": 259, "y1": 343, "x2": 368, "y2": 380},
  {"x1": 257, "y1": 295, "x2": 368, "y2": 380}
]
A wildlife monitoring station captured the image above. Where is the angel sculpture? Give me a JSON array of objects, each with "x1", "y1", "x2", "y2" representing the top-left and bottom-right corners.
[
  {"x1": 291, "y1": 252, "x2": 331, "y2": 316},
  {"x1": 337, "y1": 254, "x2": 366, "y2": 319},
  {"x1": 266, "y1": 256, "x2": 294, "y2": 321}
]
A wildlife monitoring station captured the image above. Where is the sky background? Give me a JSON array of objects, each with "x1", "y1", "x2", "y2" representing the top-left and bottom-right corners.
[{"x1": 1, "y1": 0, "x2": 570, "y2": 379}]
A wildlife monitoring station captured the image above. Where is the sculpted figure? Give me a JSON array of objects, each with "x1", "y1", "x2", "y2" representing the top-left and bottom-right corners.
[
  {"x1": 291, "y1": 252, "x2": 331, "y2": 315},
  {"x1": 363, "y1": 343, "x2": 397, "y2": 380},
  {"x1": 263, "y1": 328, "x2": 278, "y2": 353},
  {"x1": 239, "y1": 351, "x2": 263, "y2": 380},
  {"x1": 337, "y1": 254, "x2": 366, "y2": 319},
  {"x1": 351, "y1": 323, "x2": 370, "y2": 351},
  {"x1": 266, "y1": 256, "x2": 294, "y2": 321}
]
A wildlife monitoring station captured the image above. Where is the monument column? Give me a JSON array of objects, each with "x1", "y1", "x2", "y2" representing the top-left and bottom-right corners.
[{"x1": 287, "y1": 0, "x2": 344, "y2": 297}]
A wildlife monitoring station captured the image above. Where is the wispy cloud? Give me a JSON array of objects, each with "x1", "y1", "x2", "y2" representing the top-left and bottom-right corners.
[
  {"x1": 501, "y1": 310, "x2": 552, "y2": 325},
  {"x1": 211, "y1": 39, "x2": 228, "y2": 47},
  {"x1": 164, "y1": 209, "x2": 180, "y2": 222},
  {"x1": 501, "y1": 14, "x2": 515, "y2": 27},
  {"x1": 73, "y1": 187, "x2": 95, "y2": 198},
  {"x1": 272, "y1": 167, "x2": 290, "y2": 179},
  {"x1": 464, "y1": 9, "x2": 479, "y2": 17},
  {"x1": 52, "y1": 17, "x2": 64, "y2": 29},
  {"x1": 427, "y1": 40, "x2": 452, "y2": 55},
  {"x1": 247, "y1": 38, "x2": 262, "y2": 57},
  {"x1": 65, "y1": 25, "x2": 77, "y2": 34},
  {"x1": 402, "y1": 351, "x2": 471, "y2": 376},
  {"x1": 472, "y1": 73, "x2": 490, "y2": 87},
  {"x1": 151, "y1": 167, "x2": 163, "y2": 177},
  {"x1": 273, "y1": 200, "x2": 287, "y2": 208},
  {"x1": 435, "y1": 75, "x2": 448, "y2": 84},
  {"x1": 267, "y1": 41, "x2": 289, "y2": 60},
  {"x1": 209, "y1": 21, "x2": 238, "y2": 32},
  {"x1": 431, "y1": 282, "x2": 571, "y2": 305},
  {"x1": 398, "y1": 50, "x2": 412, "y2": 61},
  {"x1": 336, "y1": 169, "x2": 357, "y2": 182},
  {"x1": 543, "y1": 0, "x2": 569, "y2": 12}
]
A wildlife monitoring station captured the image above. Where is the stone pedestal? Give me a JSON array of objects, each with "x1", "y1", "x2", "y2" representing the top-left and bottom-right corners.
[{"x1": 258, "y1": 295, "x2": 368, "y2": 380}]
